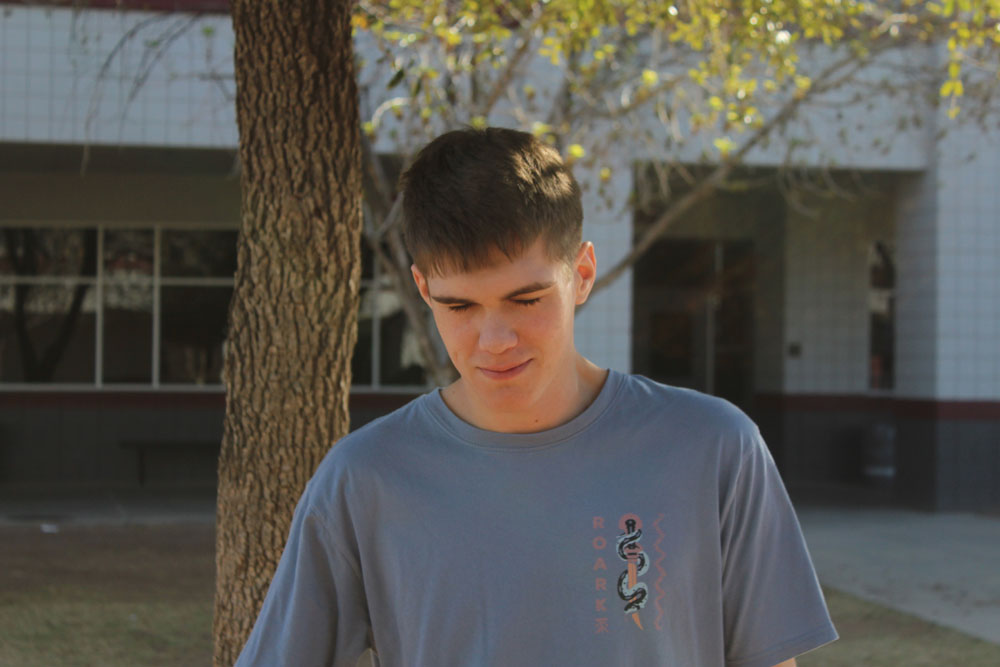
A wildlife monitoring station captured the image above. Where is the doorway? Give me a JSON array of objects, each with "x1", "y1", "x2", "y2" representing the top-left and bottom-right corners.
[{"x1": 632, "y1": 239, "x2": 754, "y2": 409}]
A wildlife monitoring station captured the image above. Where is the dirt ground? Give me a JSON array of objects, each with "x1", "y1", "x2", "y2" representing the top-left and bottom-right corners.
[{"x1": 1, "y1": 522, "x2": 998, "y2": 666}]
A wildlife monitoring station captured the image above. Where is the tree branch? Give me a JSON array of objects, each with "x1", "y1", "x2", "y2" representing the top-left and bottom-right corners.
[{"x1": 590, "y1": 49, "x2": 874, "y2": 295}]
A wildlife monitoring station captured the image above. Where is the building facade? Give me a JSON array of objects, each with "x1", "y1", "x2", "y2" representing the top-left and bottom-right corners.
[{"x1": 1, "y1": 2, "x2": 998, "y2": 510}]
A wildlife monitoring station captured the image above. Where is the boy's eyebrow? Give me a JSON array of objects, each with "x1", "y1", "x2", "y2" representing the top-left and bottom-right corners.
[{"x1": 430, "y1": 280, "x2": 555, "y2": 305}]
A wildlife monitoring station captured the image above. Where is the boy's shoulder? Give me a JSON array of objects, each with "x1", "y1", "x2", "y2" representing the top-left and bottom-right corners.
[
  {"x1": 319, "y1": 391, "x2": 435, "y2": 468},
  {"x1": 296, "y1": 392, "x2": 438, "y2": 518},
  {"x1": 616, "y1": 372, "x2": 757, "y2": 434}
]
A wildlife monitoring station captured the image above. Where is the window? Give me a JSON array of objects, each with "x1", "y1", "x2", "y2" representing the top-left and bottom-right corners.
[
  {"x1": 352, "y1": 214, "x2": 430, "y2": 392},
  {"x1": 352, "y1": 153, "x2": 432, "y2": 391},
  {"x1": 0, "y1": 225, "x2": 234, "y2": 388},
  {"x1": 869, "y1": 240, "x2": 895, "y2": 390},
  {"x1": 1, "y1": 223, "x2": 429, "y2": 391}
]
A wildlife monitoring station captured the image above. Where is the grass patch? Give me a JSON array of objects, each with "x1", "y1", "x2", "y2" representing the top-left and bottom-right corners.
[
  {"x1": 800, "y1": 587, "x2": 1000, "y2": 666},
  {"x1": 0, "y1": 592, "x2": 211, "y2": 667},
  {"x1": 0, "y1": 523, "x2": 214, "y2": 667},
  {"x1": 0, "y1": 524, "x2": 997, "y2": 665}
]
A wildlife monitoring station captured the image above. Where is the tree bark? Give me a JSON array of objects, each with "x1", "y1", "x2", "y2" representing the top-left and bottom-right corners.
[{"x1": 214, "y1": 2, "x2": 361, "y2": 664}]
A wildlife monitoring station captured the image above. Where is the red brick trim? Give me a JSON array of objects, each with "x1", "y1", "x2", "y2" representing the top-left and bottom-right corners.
[
  {"x1": 0, "y1": 389, "x2": 420, "y2": 412},
  {"x1": 0, "y1": 390, "x2": 227, "y2": 409},
  {"x1": 754, "y1": 393, "x2": 1000, "y2": 420},
  {"x1": 2, "y1": 1, "x2": 230, "y2": 15}
]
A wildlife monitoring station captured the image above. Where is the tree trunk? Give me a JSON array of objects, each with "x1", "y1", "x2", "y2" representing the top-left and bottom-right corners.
[{"x1": 213, "y1": 2, "x2": 360, "y2": 664}]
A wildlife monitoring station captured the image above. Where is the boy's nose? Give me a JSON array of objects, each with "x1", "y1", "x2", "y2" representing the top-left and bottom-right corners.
[{"x1": 478, "y1": 314, "x2": 518, "y2": 354}]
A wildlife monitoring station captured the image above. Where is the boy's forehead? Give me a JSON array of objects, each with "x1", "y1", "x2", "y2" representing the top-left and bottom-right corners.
[
  {"x1": 418, "y1": 240, "x2": 532, "y2": 278},
  {"x1": 424, "y1": 245, "x2": 571, "y2": 296}
]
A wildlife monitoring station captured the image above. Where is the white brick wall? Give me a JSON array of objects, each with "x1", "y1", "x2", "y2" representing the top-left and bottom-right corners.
[
  {"x1": 783, "y1": 192, "x2": 891, "y2": 394},
  {"x1": 3, "y1": 5, "x2": 998, "y2": 402},
  {"x1": 934, "y1": 117, "x2": 1000, "y2": 400},
  {"x1": 574, "y1": 158, "x2": 633, "y2": 373},
  {"x1": 894, "y1": 171, "x2": 939, "y2": 398},
  {"x1": 0, "y1": 6, "x2": 236, "y2": 147}
]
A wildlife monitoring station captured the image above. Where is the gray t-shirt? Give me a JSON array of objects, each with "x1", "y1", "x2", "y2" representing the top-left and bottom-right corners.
[{"x1": 235, "y1": 370, "x2": 837, "y2": 667}]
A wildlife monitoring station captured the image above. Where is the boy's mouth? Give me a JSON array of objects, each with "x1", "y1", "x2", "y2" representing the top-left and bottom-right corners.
[{"x1": 478, "y1": 360, "x2": 531, "y2": 380}]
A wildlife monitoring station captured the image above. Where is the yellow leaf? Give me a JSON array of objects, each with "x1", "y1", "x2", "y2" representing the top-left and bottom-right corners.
[
  {"x1": 714, "y1": 137, "x2": 736, "y2": 156},
  {"x1": 531, "y1": 121, "x2": 552, "y2": 136},
  {"x1": 568, "y1": 144, "x2": 586, "y2": 159},
  {"x1": 642, "y1": 69, "x2": 659, "y2": 86},
  {"x1": 470, "y1": 116, "x2": 487, "y2": 129},
  {"x1": 600, "y1": 167, "x2": 612, "y2": 182},
  {"x1": 947, "y1": 105, "x2": 960, "y2": 119},
  {"x1": 940, "y1": 80, "x2": 954, "y2": 96}
]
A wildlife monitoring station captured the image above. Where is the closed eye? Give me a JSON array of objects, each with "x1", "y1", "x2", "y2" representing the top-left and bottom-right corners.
[{"x1": 446, "y1": 298, "x2": 539, "y2": 312}]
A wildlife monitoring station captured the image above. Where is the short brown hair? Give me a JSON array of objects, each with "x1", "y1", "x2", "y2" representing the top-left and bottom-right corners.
[{"x1": 400, "y1": 127, "x2": 583, "y2": 276}]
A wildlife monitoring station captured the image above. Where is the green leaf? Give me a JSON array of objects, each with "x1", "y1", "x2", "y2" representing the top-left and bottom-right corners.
[{"x1": 387, "y1": 69, "x2": 405, "y2": 90}]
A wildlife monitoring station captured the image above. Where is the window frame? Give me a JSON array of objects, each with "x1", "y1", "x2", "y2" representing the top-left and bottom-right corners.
[{"x1": 0, "y1": 221, "x2": 430, "y2": 393}]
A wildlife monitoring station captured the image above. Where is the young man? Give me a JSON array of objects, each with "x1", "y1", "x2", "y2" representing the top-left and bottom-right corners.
[{"x1": 235, "y1": 127, "x2": 837, "y2": 666}]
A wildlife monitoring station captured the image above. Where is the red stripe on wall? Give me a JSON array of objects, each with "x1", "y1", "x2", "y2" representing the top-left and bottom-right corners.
[
  {"x1": 2, "y1": 1, "x2": 230, "y2": 14},
  {"x1": 754, "y1": 393, "x2": 1000, "y2": 420},
  {"x1": 0, "y1": 390, "x2": 418, "y2": 412}
]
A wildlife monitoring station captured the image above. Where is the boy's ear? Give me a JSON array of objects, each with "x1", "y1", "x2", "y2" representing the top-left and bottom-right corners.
[
  {"x1": 411, "y1": 264, "x2": 433, "y2": 306},
  {"x1": 573, "y1": 241, "x2": 597, "y2": 306}
]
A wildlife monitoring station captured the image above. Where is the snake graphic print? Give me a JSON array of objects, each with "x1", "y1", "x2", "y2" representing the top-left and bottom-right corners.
[{"x1": 616, "y1": 513, "x2": 650, "y2": 629}]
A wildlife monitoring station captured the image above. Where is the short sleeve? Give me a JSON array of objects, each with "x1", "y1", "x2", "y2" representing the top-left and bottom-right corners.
[
  {"x1": 719, "y1": 425, "x2": 838, "y2": 667},
  {"x1": 234, "y1": 489, "x2": 372, "y2": 667}
]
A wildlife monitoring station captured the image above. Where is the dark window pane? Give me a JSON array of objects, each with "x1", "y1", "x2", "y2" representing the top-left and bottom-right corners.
[
  {"x1": 351, "y1": 286, "x2": 373, "y2": 385},
  {"x1": 869, "y1": 242, "x2": 895, "y2": 390},
  {"x1": 103, "y1": 282, "x2": 153, "y2": 383},
  {"x1": 0, "y1": 283, "x2": 96, "y2": 382},
  {"x1": 377, "y1": 290, "x2": 426, "y2": 386},
  {"x1": 648, "y1": 309, "x2": 694, "y2": 378},
  {"x1": 361, "y1": 152, "x2": 405, "y2": 280},
  {"x1": 161, "y1": 229, "x2": 237, "y2": 278},
  {"x1": 160, "y1": 286, "x2": 231, "y2": 384},
  {"x1": 104, "y1": 229, "x2": 153, "y2": 278},
  {"x1": 361, "y1": 237, "x2": 374, "y2": 280},
  {"x1": 634, "y1": 239, "x2": 714, "y2": 289},
  {"x1": 0, "y1": 228, "x2": 97, "y2": 277}
]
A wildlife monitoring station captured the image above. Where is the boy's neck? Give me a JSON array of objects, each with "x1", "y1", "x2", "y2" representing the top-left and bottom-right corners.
[{"x1": 440, "y1": 355, "x2": 609, "y2": 434}]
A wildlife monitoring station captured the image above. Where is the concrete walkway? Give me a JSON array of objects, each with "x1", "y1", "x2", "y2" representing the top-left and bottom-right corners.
[
  {"x1": 1, "y1": 490, "x2": 997, "y2": 644},
  {"x1": 797, "y1": 505, "x2": 1000, "y2": 645}
]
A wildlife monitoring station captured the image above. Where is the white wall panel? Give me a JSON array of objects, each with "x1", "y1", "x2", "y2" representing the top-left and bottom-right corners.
[{"x1": 1, "y1": 6, "x2": 237, "y2": 147}]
